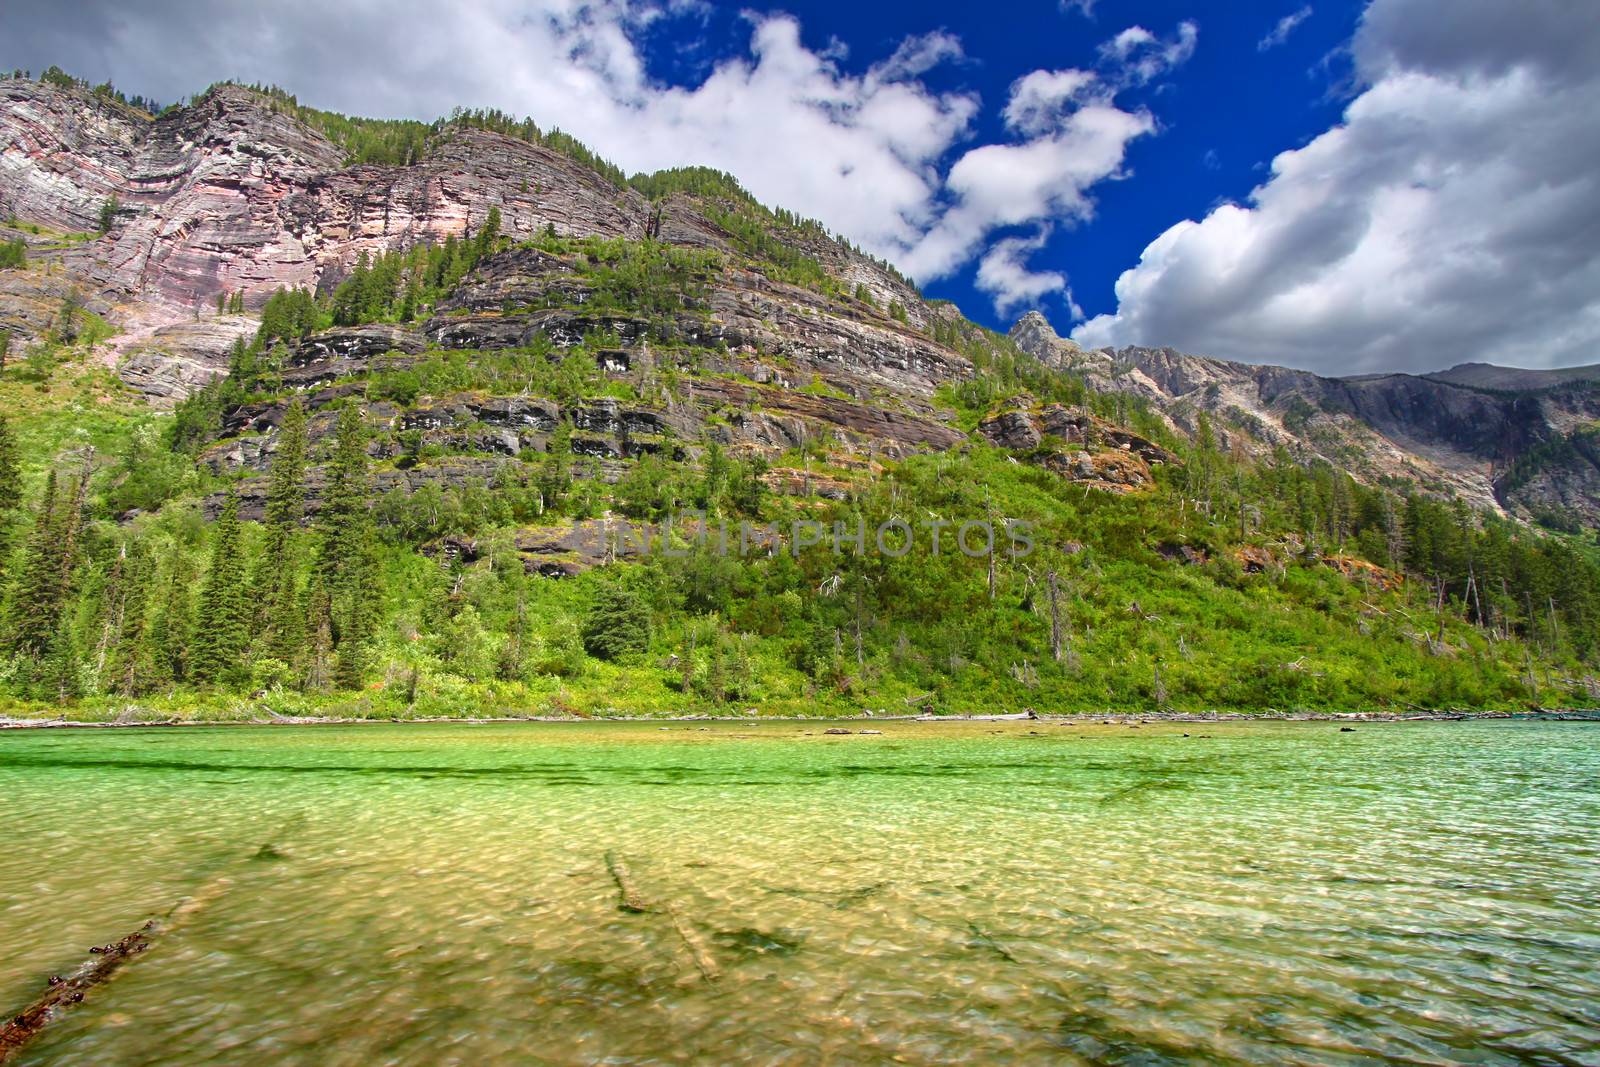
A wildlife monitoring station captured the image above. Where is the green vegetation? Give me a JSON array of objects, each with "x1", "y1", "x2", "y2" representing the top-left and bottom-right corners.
[
  {"x1": 227, "y1": 83, "x2": 630, "y2": 182},
  {"x1": 20, "y1": 66, "x2": 163, "y2": 115},
  {"x1": 97, "y1": 196, "x2": 119, "y2": 235},
  {"x1": 0, "y1": 74, "x2": 1593, "y2": 717},
  {"x1": 1, "y1": 305, "x2": 1596, "y2": 720}
]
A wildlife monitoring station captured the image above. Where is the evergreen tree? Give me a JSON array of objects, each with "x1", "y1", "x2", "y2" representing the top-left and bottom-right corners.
[
  {"x1": 254, "y1": 398, "x2": 309, "y2": 661},
  {"x1": 0, "y1": 412, "x2": 20, "y2": 583},
  {"x1": 699, "y1": 439, "x2": 730, "y2": 512},
  {"x1": 4, "y1": 464, "x2": 86, "y2": 660},
  {"x1": 150, "y1": 547, "x2": 194, "y2": 685},
  {"x1": 476, "y1": 206, "x2": 501, "y2": 260},
  {"x1": 189, "y1": 493, "x2": 251, "y2": 685},
  {"x1": 107, "y1": 541, "x2": 155, "y2": 695},
  {"x1": 43, "y1": 616, "x2": 81, "y2": 703},
  {"x1": 582, "y1": 582, "x2": 650, "y2": 660},
  {"x1": 312, "y1": 404, "x2": 377, "y2": 688},
  {"x1": 0, "y1": 414, "x2": 17, "y2": 514}
]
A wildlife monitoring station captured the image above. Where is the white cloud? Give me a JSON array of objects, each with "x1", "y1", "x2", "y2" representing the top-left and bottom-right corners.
[
  {"x1": 1002, "y1": 69, "x2": 1101, "y2": 137},
  {"x1": 1098, "y1": 20, "x2": 1198, "y2": 86},
  {"x1": 898, "y1": 21, "x2": 1202, "y2": 295},
  {"x1": 975, "y1": 231, "x2": 1071, "y2": 316},
  {"x1": 1258, "y1": 7, "x2": 1313, "y2": 52},
  {"x1": 1074, "y1": 0, "x2": 1600, "y2": 374}
]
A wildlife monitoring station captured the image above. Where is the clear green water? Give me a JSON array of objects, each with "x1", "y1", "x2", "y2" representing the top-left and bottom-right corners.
[{"x1": 3, "y1": 721, "x2": 1598, "y2": 1065}]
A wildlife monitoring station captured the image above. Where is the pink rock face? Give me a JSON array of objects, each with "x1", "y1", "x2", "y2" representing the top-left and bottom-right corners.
[
  {"x1": 0, "y1": 81, "x2": 143, "y2": 232},
  {"x1": 1, "y1": 78, "x2": 938, "y2": 403},
  {"x1": 0, "y1": 82, "x2": 664, "y2": 319}
]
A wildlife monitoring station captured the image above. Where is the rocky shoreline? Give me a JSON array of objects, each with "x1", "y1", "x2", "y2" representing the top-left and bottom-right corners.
[{"x1": 3, "y1": 709, "x2": 1597, "y2": 730}]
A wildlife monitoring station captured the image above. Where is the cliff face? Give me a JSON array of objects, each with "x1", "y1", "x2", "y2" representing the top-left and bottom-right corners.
[
  {"x1": 1008, "y1": 311, "x2": 1600, "y2": 525},
  {"x1": 1, "y1": 80, "x2": 924, "y2": 401}
]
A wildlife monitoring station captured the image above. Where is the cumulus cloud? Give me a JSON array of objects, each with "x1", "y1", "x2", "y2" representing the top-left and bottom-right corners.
[
  {"x1": 899, "y1": 22, "x2": 1201, "y2": 300},
  {"x1": 1074, "y1": 0, "x2": 1600, "y2": 374},
  {"x1": 1002, "y1": 69, "x2": 1100, "y2": 137},
  {"x1": 1258, "y1": 7, "x2": 1313, "y2": 52},
  {"x1": 976, "y1": 231, "x2": 1070, "y2": 316}
]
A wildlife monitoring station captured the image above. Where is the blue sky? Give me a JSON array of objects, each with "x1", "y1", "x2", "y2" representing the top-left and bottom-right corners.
[
  {"x1": 628, "y1": 0, "x2": 1363, "y2": 332},
  {"x1": 5, "y1": 0, "x2": 1598, "y2": 375}
]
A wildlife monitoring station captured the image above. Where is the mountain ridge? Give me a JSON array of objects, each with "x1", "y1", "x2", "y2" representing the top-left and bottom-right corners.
[{"x1": 1007, "y1": 311, "x2": 1600, "y2": 527}]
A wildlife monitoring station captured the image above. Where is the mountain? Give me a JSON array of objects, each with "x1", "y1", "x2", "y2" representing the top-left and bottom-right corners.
[
  {"x1": 1425, "y1": 362, "x2": 1600, "y2": 391},
  {"x1": 1008, "y1": 311, "x2": 1600, "y2": 529},
  {"x1": 0, "y1": 71, "x2": 1596, "y2": 718}
]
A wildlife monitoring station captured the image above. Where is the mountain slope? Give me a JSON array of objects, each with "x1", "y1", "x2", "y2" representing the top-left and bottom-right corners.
[
  {"x1": 1008, "y1": 311, "x2": 1600, "y2": 528},
  {"x1": 1426, "y1": 362, "x2": 1600, "y2": 391},
  {"x1": 0, "y1": 71, "x2": 1596, "y2": 720}
]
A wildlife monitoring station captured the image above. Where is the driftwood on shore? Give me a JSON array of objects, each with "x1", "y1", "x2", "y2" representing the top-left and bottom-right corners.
[
  {"x1": 6, "y1": 708, "x2": 1598, "y2": 731},
  {"x1": 916, "y1": 710, "x2": 1038, "y2": 722}
]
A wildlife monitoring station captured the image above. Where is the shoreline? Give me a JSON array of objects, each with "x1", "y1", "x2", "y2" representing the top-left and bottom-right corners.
[{"x1": 4, "y1": 710, "x2": 1598, "y2": 730}]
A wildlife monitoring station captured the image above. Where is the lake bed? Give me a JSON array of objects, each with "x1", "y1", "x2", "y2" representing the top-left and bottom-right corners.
[{"x1": 4, "y1": 720, "x2": 1597, "y2": 1064}]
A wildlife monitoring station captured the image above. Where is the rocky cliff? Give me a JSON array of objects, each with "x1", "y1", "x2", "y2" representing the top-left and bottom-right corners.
[
  {"x1": 1009, "y1": 311, "x2": 1600, "y2": 526},
  {"x1": 1, "y1": 79, "x2": 927, "y2": 403}
]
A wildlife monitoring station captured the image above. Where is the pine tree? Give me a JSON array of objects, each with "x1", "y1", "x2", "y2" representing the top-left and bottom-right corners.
[
  {"x1": 189, "y1": 493, "x2": 251, "y2": 686},
  {"x1": 498, "y1": 583, "x2": 529, "y2": 682},
  {"x1": 0, "y1": 413, "x2": 19, "y2": 513},
  {"x1": 91, "y1": 541, "x2": 129, "y2": 685},
  {"x1": 43, "y1": 615, "x2": 81, "y2": 703},
  {"x1": 312, "y1": 404, "x2": 377, "y2": 689},
  {"x1": 97, "y1": 195, "x2": 119, "y2": 235},
  {"x1": 107, "y1": 541, "x2": 155, "y2": 695},
  {"x1": 0, "y1": 413, "x2": 20, "y2": 585},
  {"x1": 582, "y1": 582, "x2": 650, "y2": 660},
  {"x1": 476, "y1": 206, "x2": 501, "y2": 260},
  {"x1": 4, "y1": 464, "x2": 84, "y2": 659},
  {"x1": 150, "y1": 547, "x2": 194, "y2": 685},
  {"x1": 254, "y1": 398, "x2": 309, "y2": 661}
]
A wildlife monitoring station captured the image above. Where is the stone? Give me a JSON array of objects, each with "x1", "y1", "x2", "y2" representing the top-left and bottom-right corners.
[{"x1": 116, "y1": 316, "x2": 258, "y2": 405}]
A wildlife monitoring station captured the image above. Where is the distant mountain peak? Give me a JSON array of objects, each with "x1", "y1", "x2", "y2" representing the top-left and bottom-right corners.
[
  {"x1": 1009, "y1": 309, "x2": 1080, "y2": 364},
  {"x1": 1426, "y1": 361, "x2": 1600, "y2": 392}
]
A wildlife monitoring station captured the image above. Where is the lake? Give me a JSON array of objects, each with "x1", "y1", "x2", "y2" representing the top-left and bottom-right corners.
[{"x1": 3, "y1": 720, "x2": 1597, "y2": 1065}]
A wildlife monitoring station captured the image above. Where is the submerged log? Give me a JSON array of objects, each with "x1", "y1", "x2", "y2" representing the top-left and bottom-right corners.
[
  {"x1": 0, "y1": 925, "x2": 154, "y2": 1061},
  {"x1": 603, "y1": 851, "x2": 720, "y2": 982},
  {"x1": 605, "y1": 850, "x2": 652, "y2": 913},
  {"x1": 669, "y1": 905, "x2": 721, "y2": 982},
  {"x1": 0, "y1": 873, "x2": 235, "y2": 1063},
  {"x1": 966, "y1": 922, "x2": 1019, "y2": 964}
]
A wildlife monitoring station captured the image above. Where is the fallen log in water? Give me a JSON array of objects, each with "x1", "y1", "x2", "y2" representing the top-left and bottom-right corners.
[
  {"x1": 604, "y1": 851, "x2": 720, "y2": 982},
  {"x1": 0, "y1": 821, "x2": 289, "y2": 1066},
  {"x1": 605, "y1": 850, "x2": 652, "y2": 913},
  {"x1": 0, "y1": 924, "x2": 155, "y2": 1062},
  {"x1": 669, "y1": 905, "x2": 721, "y2": 982},
  {"x1": 0, "y1": 871, "x2": 235, "y2": 1064}
]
